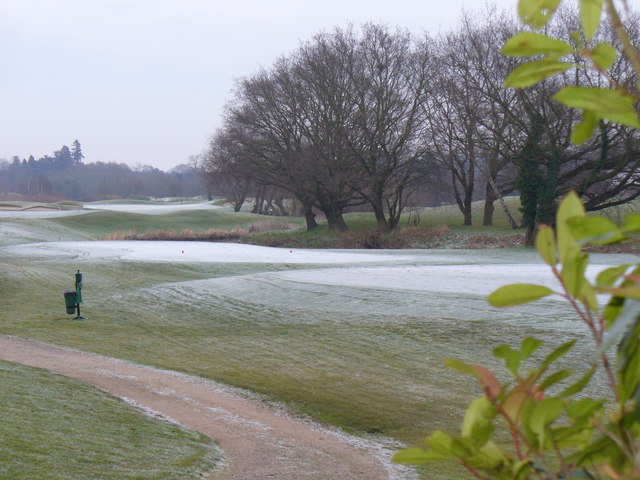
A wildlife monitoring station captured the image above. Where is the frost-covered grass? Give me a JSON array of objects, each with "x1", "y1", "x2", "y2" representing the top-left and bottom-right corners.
[
  {"x1": 0, "y1": 360, "x2": 221, "y2": 479},
  {"x1": 1, "y1": 236, "x2": 634, "y2": 479},
  {"x1": 49, "y1": 208, "x2": 302, "y2": 239},
  {"x1": 1, "y1": 203, "x2": 634, "y2": 479}
]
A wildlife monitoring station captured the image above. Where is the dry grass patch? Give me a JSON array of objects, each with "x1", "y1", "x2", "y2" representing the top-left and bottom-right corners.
[{"x1": 104, "y1": 221, "x2": 296, "y2": 242}]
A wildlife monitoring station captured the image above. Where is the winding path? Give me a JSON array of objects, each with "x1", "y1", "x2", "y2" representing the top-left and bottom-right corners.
[{"x1": 0, "y1": 335, "x2": 409, "y2": 480}]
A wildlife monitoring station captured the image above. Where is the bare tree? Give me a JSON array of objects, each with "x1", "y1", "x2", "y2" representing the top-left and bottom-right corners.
[
  {"x1": 426, "y1": 10, "x2": 521, "y2": 227},
  {"x1": 203, "y1": 127, "x2": 256, "y2": 212},
  {"x1": 342, "y1": 25, "x2": 434, "y2": 232}
]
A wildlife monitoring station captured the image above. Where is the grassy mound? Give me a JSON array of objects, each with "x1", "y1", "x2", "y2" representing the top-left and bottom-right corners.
[{"x1": 50, "y1": 209, "x2": 302, "y2": 239}]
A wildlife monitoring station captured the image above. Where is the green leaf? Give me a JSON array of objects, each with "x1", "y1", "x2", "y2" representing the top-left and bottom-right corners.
[
  {"x1": 622, "y1": 213, "x2": 640, "y2": 233},
  {"x1": 488, "y1": 284, "x2": 555, "y2": 307},
  {"x1": 571, "y1": 110, "x2": 599, "y2": 144},
  {"x1": 579, "y1": 281, "x2": 599, "y2": 312},
  {"x1": 493, "y1": 344, "x2": 521, "y2": 376},
  {"x1": 425, "y1": 430, "x2": 454, "y2": 455},
  {"x1": 580, "y1": 0, "x2": 603, "y2": 41},
  {"x1": 521, "y1": 337, "x2": 543, "y2": 359},
  {"x1": 539, "y1": 370, "x2": 572, "y2": 390},
  {"x1": 565, "y1": 397, "x2": 603, "y2": 421},
  {"x1": 444, "y1": 358, "x2": 475, "y2": 376},
  {"x1": 504, "y1": 58, "x2": 573, "y2": 88},
  {"x1": 473, "y1": 442, "x2": 508, "y2": 469},
  {"x1": 618, "y1": 321, "x2": 640, "y2": 402},
  {"x1": 535, "y1": 225, "x2": 557, "y2": 266},
  {"x1": 567, "y1": 216, "x2": 626, "y2": 245},
  {"x1": 553, "y1": 87, "x2": 640, "y2": 129},
  {"x1": 600, "y1": 299, "x2": 640, "y2": 354},
  {"x1": 529, "y1": 398, "x2": 564, "y2": 446},
  {"x1": 560, "y1": 368, "x2": 595, "y2": 397},
  {"x1": 603, "y1": 294, "x2": 625, "y2": 327},
  {"x1": 552, "y1": 424, "x2": 594, "y2": 449},
  {"x1": 517, "y1": 0, "x2": 563, "y2": 28},
  {"x1": 598, "y1": 286, "x2": 640, "y2": 300},
  {"x1": 561, "y1": 253, "x2": 588, "y2": 298},
  {"x1": 570, "y1": 30, "x2": 583, "y2": 47},
  {"x1": 556, "y1": 192, "x2": 585, "y2": 264},
  {"x1": 462, "y1": 396, "x2": 496, "y2": 445},
  {"x1": 513, "y1": 459, "x2": 535, "y2": 479},
  {"x1": 590, "y1": 42, "x2": 616, "y2": 70},
  {"x1": 451, "y1": 438, "x2": 478, "y2": 458},
  {"x1": 541, "y1": 340, "x2": 577, "y2": 370},
  {"x1": 502, "y1": 32, "x2": 573, "y2": 57},
  {"x1": 596, "y1": 265, "x2": 630, "y2": 287},
  {"x1": 393, "y1": 447, "x2": 449, "y2": 464},
  {"x1": 600, "y1": 267, "x2": 640, "y2": 326}
]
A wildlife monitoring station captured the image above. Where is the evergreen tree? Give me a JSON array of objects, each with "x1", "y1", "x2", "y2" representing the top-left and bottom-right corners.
[
  {"x1": 534, "y1": 150, "x2": 559, "y2": 227},
  {"x1": 516, "y1": 110, "x2": 545, "y2": 245},
  {"x1": 54, "y1": 146, "x2": 73, "y2": 170},
  {"x1": 71, "y1": 139, "x2": 84, "y2": 165}
]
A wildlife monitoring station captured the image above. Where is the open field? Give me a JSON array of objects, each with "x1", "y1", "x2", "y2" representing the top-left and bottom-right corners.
[{"x1": 0, "y1": 200, "x2": 635, "y2": 479}]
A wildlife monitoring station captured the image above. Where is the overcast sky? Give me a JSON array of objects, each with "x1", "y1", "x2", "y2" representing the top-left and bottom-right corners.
[{"x1": 0, "y1": 0, "x2": 517, "y2": 171}]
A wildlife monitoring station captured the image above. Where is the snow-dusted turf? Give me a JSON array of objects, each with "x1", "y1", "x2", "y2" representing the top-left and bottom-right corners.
[
  {"x1": 2, "y1": 241, "x2": 420, "y2": 264},
  {"x1": 268, "y1": 264, "x2": 609, "y2": 297},
  {"x1": 85, "y1": 202, "x2": 222, "y2": 214},
  {"x1": 0, "y1": 209, "x2": 89, "y2": 219},
  {"x1": 3, "y1": 226, "x2": 636, "y2": 480},
  {"x1": 0, "y1": 201, "x2": 220, "y2": 218},
  {"x1": 2, "y1": 240, "x2": 629, "y2": 298}
]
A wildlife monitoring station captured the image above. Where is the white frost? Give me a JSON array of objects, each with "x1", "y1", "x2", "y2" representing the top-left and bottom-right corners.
[
  {"x1": 85, "y1": 202, "x2": 222, "y2": 214},
  {"x1": 2, "y1": 240, "x2": 419, "y2": 264},
  {"x1": 269, "y1": 263, "x2": 610, "y2": 297}
]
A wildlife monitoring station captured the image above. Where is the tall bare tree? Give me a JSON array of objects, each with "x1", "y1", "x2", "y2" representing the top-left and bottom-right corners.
[{"x1": 343, "y1": 25, "x2": 434, "y2": 232}]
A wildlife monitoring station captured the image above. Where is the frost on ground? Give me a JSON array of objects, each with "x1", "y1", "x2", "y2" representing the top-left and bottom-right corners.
[
  {"x1": 0, "y1": 209, "x2": 89, "y2": 219},
  {"x1": 1, "y1": 240, "x2": 420, "y2": 264},
  {"x1": 85, "y1": 202, "x2": 222, "y2": 215},
  {"x1": 268, "y1": 263, "x2": 613, "y2": 298}
]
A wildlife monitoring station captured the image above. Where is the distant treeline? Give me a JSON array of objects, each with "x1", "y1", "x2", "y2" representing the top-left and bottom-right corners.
[{"x1": 0, "y1": 141, "x2": 206, "y2": 201}]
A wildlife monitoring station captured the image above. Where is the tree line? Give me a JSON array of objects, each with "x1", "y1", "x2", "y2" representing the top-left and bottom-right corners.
[
  {"x1": 202, "y1": 7, "x2": 640, "y2": 241},
  {"x1": 0, "y1": 141, "x2": 205, "y2": 202}
]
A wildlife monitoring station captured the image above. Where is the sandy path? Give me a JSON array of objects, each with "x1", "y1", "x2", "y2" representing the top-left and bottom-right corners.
[{"x1": 0, "y1": 335, "x2": 406, "y2": 480}]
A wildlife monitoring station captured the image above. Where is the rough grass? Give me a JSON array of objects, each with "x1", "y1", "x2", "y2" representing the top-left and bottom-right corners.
[
  {"x1": 0, "y1": 359, "x2": 221, "y2": 479},
  {"x1": 104, "y1": 220, "x2": 297, "y2": 241}
]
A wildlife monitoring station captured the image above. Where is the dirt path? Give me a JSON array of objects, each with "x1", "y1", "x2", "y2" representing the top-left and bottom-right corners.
[{"x1": 0, "y1": 335, "x2": 410, "y2": 480}]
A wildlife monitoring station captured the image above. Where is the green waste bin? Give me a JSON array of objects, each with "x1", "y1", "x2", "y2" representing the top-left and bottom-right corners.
[{"x1": 64, "y1": 290, "x2": 77, "y2": 315}]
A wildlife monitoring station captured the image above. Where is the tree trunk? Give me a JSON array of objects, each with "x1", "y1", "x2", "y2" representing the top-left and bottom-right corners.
[
  {"x1": 324, "y1": 206, "x2": 349, "y2": 232},
  {"x1": 462, "y1": 207, "x2": 472, "y2": 226},
  {"x1": 232, "y1": 199, "x2": 244, "y2": 212},
  {"x1": 484, "y1": 175, "x2": 519, "y2": 230},
  {"x1": 302, "y1": 203, "x2": 318, "y2": 231},
  {"x1": 451, "y1": 170, "x2": 473, "y2": 226},
  {"x1": 462, "y1": 187, "x2": 473, "y2": 226},
  {"x1": 483, "y1": 182, "x2": 496, "y2": 226},
  {"x1": 387, "y1": 191, "x2": 405, "y2": 231},
  {"x1": 525, "y1": 224, "x2": 536, "y2": 246},
  {"x1": 273, "y1": 197, "x2": 288, "y2": 216},
  {"x1": 252, "y1": 185, "x2": 266, "y2": 214},
  {"x1": 372, "y1": 200, "x2": 390, "y2": 233}
]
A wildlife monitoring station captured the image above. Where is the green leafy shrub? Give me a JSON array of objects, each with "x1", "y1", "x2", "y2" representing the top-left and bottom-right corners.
[{"x1": 394, "y1": 192, "x2": 640, "y2": 478}]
